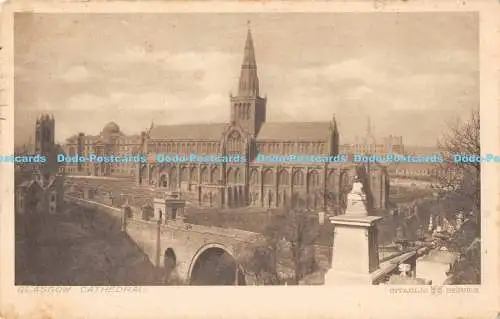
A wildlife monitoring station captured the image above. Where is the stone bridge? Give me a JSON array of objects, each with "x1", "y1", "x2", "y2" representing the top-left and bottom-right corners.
[
  {"x1": 64, "y1": 194, "x2": 432, "y2": 286},
  {"x1": 64, "y1": 195, "x2": 262, "y2": 285}
]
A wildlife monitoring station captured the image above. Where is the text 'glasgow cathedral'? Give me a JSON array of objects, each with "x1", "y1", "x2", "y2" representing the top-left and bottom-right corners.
[{"x1": 65, "y1": 27, "x2": 390, "y2": 212}]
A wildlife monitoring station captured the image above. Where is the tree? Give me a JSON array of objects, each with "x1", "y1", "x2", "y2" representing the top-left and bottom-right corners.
[
  {"x1": 236, "y1": 195, "x2": 321, "y2": 285},
  {"x1": 447, "y1": 236, "x2": 481, "y2": 284},
  {"x1": 436, "y1": 109, "x2": 481, "y2": 284},
  {"x1": 436, "y1": 109, "x2": 480, "y2": 221},
  {"x1": 284, "y1": 210, "x2": 319, "y2": 284},
  {"x1": 236, "y1": 239, "x2": 280, "y2": 285},
  {"x1": 269, "y1": 196, "x2": 321, "y2": 284}
]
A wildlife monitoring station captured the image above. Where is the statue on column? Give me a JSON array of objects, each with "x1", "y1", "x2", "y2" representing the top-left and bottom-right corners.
[{"x1": 345, "y1": 176, "x2": 368, "y2": 216}]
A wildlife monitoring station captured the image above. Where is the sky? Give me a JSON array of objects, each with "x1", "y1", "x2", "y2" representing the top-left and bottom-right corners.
[{"x1": 14, "y1": 12, "x2": 478, "y2": 147}]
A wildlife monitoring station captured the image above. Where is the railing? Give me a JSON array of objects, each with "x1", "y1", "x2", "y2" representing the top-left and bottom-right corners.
[{"x1": 371, "y1": 246, "x2": 429, "y2": 284}]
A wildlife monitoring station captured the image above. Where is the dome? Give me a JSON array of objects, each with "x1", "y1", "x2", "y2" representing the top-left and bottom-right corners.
[{"x1": 103, "y1": 121, "x2": 120, "y2": 134}]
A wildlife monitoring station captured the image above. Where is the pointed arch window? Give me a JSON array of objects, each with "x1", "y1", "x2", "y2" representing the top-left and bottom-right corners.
[
  {"x1": 328, "y1": 170, "x2": 336, "y2": 188},
  {"x1": 250, "y1": 169, "x2": 259, "y2": 185},
  {"x1": 211, "y1": 167, "x2": 220, "y2": 183},
  {"x1": 263, "y1": 169, "x2": 274, "y2": 186},
  {"x1": 227, "y1": 168, "x2": 234, "y2": 183},
  {"x1": 278, "y1": 170, "x2": 290, "y2": 186},
  {"x1": 201, "y1": 168, "x2": 209, "y2": 183},
  {"x1": 227, "y1": 131, "x2": 242, "y2": 155},
  {"x1": 181, "y1": 167, "x2": 189, "y2": 182},
  {"x1": 234, "y1": 168, "x2": 241, "y2": 183},
  {"x1": 308, "y1": 170, "x2": 320, "y2": 188},
  {"x1": 293, "y1": 171, "x2": 304, "y2": 186}
]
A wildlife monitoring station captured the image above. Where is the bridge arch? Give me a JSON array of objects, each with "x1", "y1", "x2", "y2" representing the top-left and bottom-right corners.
[{"x1": 188, "y1": 243, "x2": 246, "y2": 286}]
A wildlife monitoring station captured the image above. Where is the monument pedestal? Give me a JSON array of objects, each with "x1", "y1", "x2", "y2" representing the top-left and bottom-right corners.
[{"x1": 325, "y1": 215, "x2": 382, "y2": 285}]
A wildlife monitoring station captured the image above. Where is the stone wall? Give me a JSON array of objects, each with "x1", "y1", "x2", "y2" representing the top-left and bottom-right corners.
[{"x1": 125, "y1": 219, "x2": 159, "y2": 265}]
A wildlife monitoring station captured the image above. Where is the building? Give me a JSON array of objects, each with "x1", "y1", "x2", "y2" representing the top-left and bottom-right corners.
[
  {"x1": 388, "y1": 163, "x2": 439, "y2": 180},
  {"x1": 135, "y1": 27, "x2": 389, "y2": 211},
  {"x1": 340, "y1": 117, "x2": 404, "y2": 156},
  {"x1": 386, "y1": 146, "x2": 444, "y2": 180},
  {"x1": 63, "y1": 122, "x2": 142, "y2": 177},
  {"x1": 15, "y1": 114, "x2": 64, "y2": 215}
]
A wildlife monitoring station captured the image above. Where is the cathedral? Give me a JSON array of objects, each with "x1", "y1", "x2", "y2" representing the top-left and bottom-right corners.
[
  {"x1": 135, "y1": 28, "x2": 389, "y2": 211},
  {"x1": 16, "y1": 114, "x2": 65, "y2": 215}
]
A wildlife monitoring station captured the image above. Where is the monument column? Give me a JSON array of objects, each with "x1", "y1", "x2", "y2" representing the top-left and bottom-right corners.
[{"x1": 324, "y1": 177, "x2": 382, "y2": 285}]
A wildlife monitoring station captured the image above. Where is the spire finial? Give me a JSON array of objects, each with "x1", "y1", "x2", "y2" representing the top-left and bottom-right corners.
[
  {"x1": 247, "y1": 20, "x2": 251, "y2": 28},
  {"x1": 330, "y1": 114, "x2": 337, "y2": 129}
]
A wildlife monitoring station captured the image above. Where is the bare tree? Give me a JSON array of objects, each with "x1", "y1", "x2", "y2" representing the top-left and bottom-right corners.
[
  {"x1": 236, "y1": 195, "x2": 321, "y2": 285},
  {"x1": 436, "y1": 109, "x2": 480, "y2": 221},
  {"x1": 436, "y1": 109, "x2": 481, "y2": 284},
  {"x1": 283, "y1": 209, "x2": 320, "y2": 284},
  {"x1": 268, "y1": 196, "x2": 321, "y2": 284}
]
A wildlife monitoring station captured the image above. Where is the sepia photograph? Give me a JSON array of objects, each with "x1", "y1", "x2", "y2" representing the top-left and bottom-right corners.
[
  {"x1": 1, "y1": 2, "x2": 499, "y2": 318},
  {"x1": 12, "y1": 11, "x2": 482, "y2": 287}
]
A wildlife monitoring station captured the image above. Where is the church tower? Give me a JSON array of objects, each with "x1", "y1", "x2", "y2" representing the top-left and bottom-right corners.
[
  {"x1": 230, "y1": 25, "x2": 267, "y2": 136},
  {"x1": 35, "y1": 114, "x2": 55, "y2": 157},
  {"x1": 34, "y1": 113, "x2": 57, "y2": 186}
]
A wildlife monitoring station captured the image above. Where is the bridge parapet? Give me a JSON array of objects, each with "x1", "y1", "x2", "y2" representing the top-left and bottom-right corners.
[
  {"x1": 65, "y1": 195, "x2": 260, "y2": 243},
  {"x1": 164, "y1": 222, "x2": 261, "y2": 242},
  {"x1": 65, "y1": 195, "x2": 121, "y2": 217}
]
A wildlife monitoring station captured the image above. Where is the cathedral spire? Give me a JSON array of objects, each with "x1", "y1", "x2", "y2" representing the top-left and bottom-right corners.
[
  {"x1": 242, "y1": 21, "x2": 256, "y2": 67},
  {"x1": 149, "y1": 118, "x2": 154, "y2": 132},
  {"x1": 238, "y1": 22, "x2": 259, "y2": 97}
]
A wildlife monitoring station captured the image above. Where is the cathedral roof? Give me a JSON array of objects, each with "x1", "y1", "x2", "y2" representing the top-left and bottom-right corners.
[
  {"x1": 256, "y1": 122, "x2": 331, "y2": 141},
  {"x1": 148, "y1": 122, "x2": 332, "y2": 141},
  {"x1": 149, "y1": 123, "x2": 228, "y2": 140}
]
